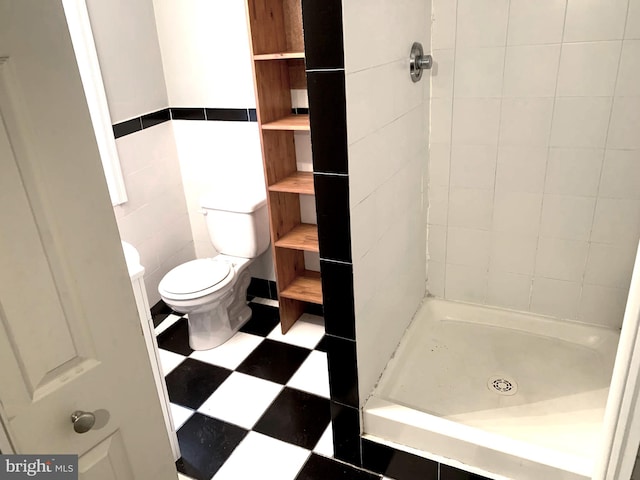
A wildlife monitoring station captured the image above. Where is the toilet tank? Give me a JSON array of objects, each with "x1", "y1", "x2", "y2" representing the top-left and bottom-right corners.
[{"x1": 200, "y1": 187, "x2": 270, "y2": 258}]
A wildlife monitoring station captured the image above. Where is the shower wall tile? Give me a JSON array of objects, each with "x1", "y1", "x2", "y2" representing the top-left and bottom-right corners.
[
  {"x1": 492, "y1": 191, "x2": 542, "y2": 236},
  {"x1": 557, "y1": 41, "x2": 622, "y2": 97},
  {"x1": 627, "y1": 0, "x2": 640, "y2": 39},
  {"x1": 451, "y1": 98, "x2": 501, "y2": 145},
  {"x1": 427, "y1": 260, "x2": 446, "y2": 297},
  {"x1": 591, "y1": 199, "x2": 640, "y2": 244},
  {"x1": 487, "y1": 271, "x2": 532, "y2": 311},
  {"x1": 456, "y1": 0, "x2": 509, "y2": 48},
  {"x1": 431, "y1": 49, "x2": 455, "y2": 98},
  {"x1": 430, "y1": 0, "x2": 638, "y2": 340},
  {"x1": 616, "y1": 40, "x2": 640, "y2": 96},
  {"x1": 578, "y1": 284, "x2": 629, "y2": 328},
  {"x1": 430, "y1": 98, "x2": 453, "y2": 143},
  {"x1": 544, "y1": 148, "x2": 604, "y2": 197},
  {"x1": 599, "y1": 149, "x2": 640, "y2": 199},
  {"x1": 445, "y1": 264, "x2": 488, "y2": 303},
  {"x1": 342, "y1": 0, "x2": 430, "y2": 73},
  {"x1": 550, "y1": 97, "x2": 613, "y2": 148},
  {"x1": 530, "y1": 277, "x2": 581, "y2": 319},
  {"x1": 495, "y1": 147, "x2": 547, "y2": 194},
  {"x1": 502, "y1": 45, "x2": 561, "y2": 98},
  {"x1": 539, "y1": 195, "x2": 597, "y2": 241},
  {"x1": 345, "y1": 0, "x2": 430, "y2": 410},
  {"x1": 585, "y1": 242, "x2": 637, "y2": 289},
  {"x1": 446, "y1": 227, "x2": 491, "y2": 269},
  {"x1": 499, "y1": 98, "x2": 554, "y2": 147},
  {"x1": 507, "y1": 0, "x2": 567, "y2": 46},
  {"x1": 489, "y1": 232, "x2": 538, "y2": 275},
  {"x1": 432, "y1": 0, "x2": 458, "y2": 49},
  {"x1": 429, "y1": 143, "x2": 451, "y2": 187},
  {"x1": 450, "y1": 145, "x2": 497, "y2": 190},
  {"x1": 448, "y1": 187, "x2": 493, "y2": 230},
  {"x1": 607, "y1": 97, "x2": 640, "y2": 149},
  {"x1": 427, "y1": 185, "x2": 449, "y2": 226},
  {"x1": 427, "y1": 225, "x2": 447, "y2": 263},
  {"x1": 535, "y1": 238, "x2": 590, "y2": 282},
  {"x1": 453, "y1": 47, "x2": 505, "y2": 98},
  {"x1": 563, "y1": 0, "x2": 629, "y2": 42}
]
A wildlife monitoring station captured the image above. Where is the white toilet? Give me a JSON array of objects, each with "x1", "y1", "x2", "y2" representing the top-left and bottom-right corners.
[{"x1": 158, "y1": 187, "x2": 270, "y2": 350}]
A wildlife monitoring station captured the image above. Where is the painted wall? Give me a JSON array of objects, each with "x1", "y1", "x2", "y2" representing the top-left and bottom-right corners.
[
  {"x1": 86, "y1": 0, "x2": 168, "y2": 123},
  {"x1": 153, "y1": 0, "x2": 317, "y2": 281},
  {"x1": 427, "y1": 0, "x2": 640, "y2": 329},
  {"x1": 86, "y1": 0, "x2": 194, "y2": 305},
  {"x1": 345, "y1": 0, "x2": 431, "y2": 406}
]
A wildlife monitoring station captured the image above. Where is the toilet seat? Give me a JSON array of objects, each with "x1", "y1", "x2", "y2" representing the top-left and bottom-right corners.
[{"x1": 158, "y1": 258, "x2": 235, "y2": 301}]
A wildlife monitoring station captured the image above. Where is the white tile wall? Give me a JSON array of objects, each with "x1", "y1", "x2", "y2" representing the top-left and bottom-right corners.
[
  {"x1": 428, "y1": 0, "x2": 640, "y2": 327},
  {"x1": 171, "y1": 120, "x2": 276, "y2": 280},
  {"x1": 346, "y1": 0, "x2": 430, "y2": 407},
  {"x1": 113, "y1": 123, "x2": 194, "y2": 304},
  {"x1": 152, "y1": 0, "x2": 256, "y2": 108},
  {"x1": 86, "y1": 0, "x2": 168, "y2": 123}
]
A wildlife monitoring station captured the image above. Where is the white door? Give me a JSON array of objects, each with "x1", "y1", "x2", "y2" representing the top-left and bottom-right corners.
[{"x1": 0, "y1": 1, "x2": 176, "y2": 478}]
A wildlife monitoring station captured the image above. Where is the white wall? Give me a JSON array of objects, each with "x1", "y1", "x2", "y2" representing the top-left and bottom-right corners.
[
  {"x1": 86, "y1": 0, "x2": 168, "y2": 123},
  {"x1": 171, "y1": 120, "x2": 274, "y2": 280},
  {"x1": 428, "y1": 0, "x2": 640, "y2": 329},
  {"x1": 114, "y1": 123, "x2": 194, "y2": 305},
  {"x1": 153, "y1": 0, "x2": 315, "y2": 280},
  {"x1": 87, "y1": 0, "x2": 194, "y2": 304},
  {"x1": 346, "y1": 0, "x2": 431, "y2": 406},
  {"x1": 152, "y1": 0, "x2": 255, "y2": 108}
]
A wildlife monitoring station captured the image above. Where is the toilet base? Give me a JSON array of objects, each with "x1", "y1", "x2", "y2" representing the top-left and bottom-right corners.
[{"x1": 186, "y1": 270, "x2": 252, "y2": 350}]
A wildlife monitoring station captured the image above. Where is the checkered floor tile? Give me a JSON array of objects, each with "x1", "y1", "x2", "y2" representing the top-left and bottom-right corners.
[{"x1": 156, "y1": 300, "x2": 387, "y2": 480}]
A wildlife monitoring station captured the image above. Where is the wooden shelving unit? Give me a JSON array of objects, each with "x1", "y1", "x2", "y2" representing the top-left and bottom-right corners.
[
  {"x1": 268, "y1": 172, "x2": 314, "y2": 195},
  {"x1": 254, "y1": 51, "x2": 305, "y2": 61},
  {"x1": 274, "y1": 224, "x2": 319, "y2": 252},
  {"x1": 245, "y1": 0, "x2": 322, "y2": 333},
  {"x1": 262, "y1": 114, "x2": 310, "y2": 131}
]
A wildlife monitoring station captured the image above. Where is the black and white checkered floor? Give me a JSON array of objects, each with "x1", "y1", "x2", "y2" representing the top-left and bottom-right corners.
[{"x1": 154, "y1": 298, "x2": 394, "y2": 480}]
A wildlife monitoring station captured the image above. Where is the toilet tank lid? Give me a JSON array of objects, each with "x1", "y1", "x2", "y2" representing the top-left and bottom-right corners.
[{"x1": 201, "y1": 186, "x2": 267, "y2": 214}]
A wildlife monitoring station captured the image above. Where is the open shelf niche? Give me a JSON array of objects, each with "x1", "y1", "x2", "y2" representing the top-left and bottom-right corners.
[{"x1": 245, "y1": 0, "x2": 322, "y2": 332}]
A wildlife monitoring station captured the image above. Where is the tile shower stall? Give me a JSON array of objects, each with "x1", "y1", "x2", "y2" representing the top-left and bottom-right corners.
[{"x1": 325, "y1": 0, "x2": 640, "y2": 479}]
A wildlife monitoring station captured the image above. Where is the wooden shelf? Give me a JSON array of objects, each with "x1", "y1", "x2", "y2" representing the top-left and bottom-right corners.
[
  {"x1": 262, "y1": 114, "x2": 310, "y2": 131},
  {"x1": 268, "y1": 172, "x2": 314, "y2": 195},
  {"x1": 280, "y1": 271, "x2": 323, "y2": 304},
  {"x1": 275, "y1": 224, "x2": 319, "y2": 252},
  {"x1": 254, "y1": 51, "x2": 305, "y2": 60}
]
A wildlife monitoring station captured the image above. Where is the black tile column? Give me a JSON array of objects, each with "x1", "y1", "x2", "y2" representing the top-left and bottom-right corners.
[
  {"x1": 302, "y1": 0, "x2": 361, "y2": 467},
  {"x1": 303, "y1": 1, "x2": 493, "y2": 478}
]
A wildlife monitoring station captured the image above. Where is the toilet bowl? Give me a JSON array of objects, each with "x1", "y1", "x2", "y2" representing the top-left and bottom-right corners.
[
  {"x1": 158, "y1": 255, "x2": 254, "y2": 350},
  {"x1": 158, "y1": 185, "x2": 270, "y2": 350}
]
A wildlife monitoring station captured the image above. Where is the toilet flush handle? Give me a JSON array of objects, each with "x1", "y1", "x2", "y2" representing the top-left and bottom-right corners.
[{"x1": 198, "y1": 208, "x2": 208, "y2": 216}]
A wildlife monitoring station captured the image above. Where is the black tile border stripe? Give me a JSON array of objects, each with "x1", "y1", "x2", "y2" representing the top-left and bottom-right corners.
[{"x1": 113, "y1": 107, "x2": 259, "y2": 139}]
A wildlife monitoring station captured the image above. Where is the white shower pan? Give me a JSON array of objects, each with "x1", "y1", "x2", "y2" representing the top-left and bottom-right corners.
[{"x1": 363, "y1": 298, "x2": 620, "y2": 480}]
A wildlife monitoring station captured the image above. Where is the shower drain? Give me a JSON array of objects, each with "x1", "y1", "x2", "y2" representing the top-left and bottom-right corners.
[{"x1": 487, "y1": 375, "x2": 518, "y2": 396}]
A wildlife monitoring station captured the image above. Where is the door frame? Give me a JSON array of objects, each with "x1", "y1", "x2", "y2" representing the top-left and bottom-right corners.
[
  {"x1": 61, "y1": 0, "x2": 127, "y2": 207},
  {"x1": 595, "y1": 240, "x2": 640, "y2": 480}
]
